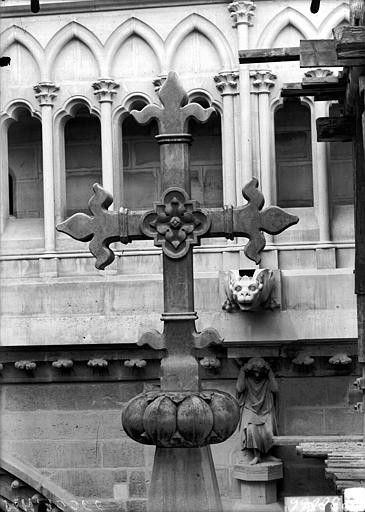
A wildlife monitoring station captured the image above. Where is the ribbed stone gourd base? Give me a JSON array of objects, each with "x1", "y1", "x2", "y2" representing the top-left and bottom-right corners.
[{"x1": 147, "y1": 446, "x2": 222, "y2": 512}]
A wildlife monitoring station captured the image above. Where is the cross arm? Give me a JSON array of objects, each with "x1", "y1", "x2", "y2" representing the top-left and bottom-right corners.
[
  {"x1": 204, "y1": 179, "x2": 299, "y2": 264},
  {"x1": 56, "y1": 184, "x2": 148, "y2": 270}
]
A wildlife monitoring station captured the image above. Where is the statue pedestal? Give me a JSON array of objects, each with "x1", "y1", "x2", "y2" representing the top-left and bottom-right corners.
[{"x1": 232, "y1": 461, "x2": 283, "y2": 512}]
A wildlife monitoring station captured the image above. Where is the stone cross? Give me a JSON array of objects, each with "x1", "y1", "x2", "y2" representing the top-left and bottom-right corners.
[{"x1": 57, "y1": 72, "x2": 298, "y2": 512}]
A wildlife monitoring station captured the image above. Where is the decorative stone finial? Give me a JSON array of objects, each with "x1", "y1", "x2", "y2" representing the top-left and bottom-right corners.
[
  {"x1": 250, "y1": 70, "x2": 276, "y2": 93},
  {"x1": 228, "y1": 1, "x2": 256, "y2": 27},
  {"x1": 92, "y1": 78, "x2": 119, "y2": 103},
  {"x1": 214, "y1": 72, "x2": 239, "y2": 95},
  {"x1": 33, "y1": 82, "x2": 59, "y2": 106}
]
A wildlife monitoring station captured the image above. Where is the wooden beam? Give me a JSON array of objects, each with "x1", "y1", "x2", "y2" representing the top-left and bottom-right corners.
[
  {"x1": 282, "y1": 82, "x2": 346, "y2": 101},
  {"x1": 300, "y1": 39, "x2": 365, "y2": 67},
  {"x1": 316, "y1": 116, "x2": 355, "y2": 142},
  {"x1": 239, "y1": 41, "x2": 365, "y2": 67},
  {"x1": 239, "y1": 47, "x2": 300, "y2": 64},
  {"x1": 334, "y1": 26, "x2": 365, "y2": 60}
]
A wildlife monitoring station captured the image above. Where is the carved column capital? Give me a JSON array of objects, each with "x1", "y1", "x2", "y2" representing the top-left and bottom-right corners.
[
  {"x1": 92, "y1": 78, "x2": 119, "y2": 103},
  {"x1": 304, "y1": 68, "x2": 334, "y2": 79},
  {"x1": 228, "y1": 1, "x2": 256, "y2": 27},
  {"x1": 214, "y1": 71, "x2": 239, "y2": 96},
  {"x1": 33, "y1": 82, "x2": 59, "y2": 106},
  {"x1": 250, "y1": 70, "x2": 276, "y2": 94}
]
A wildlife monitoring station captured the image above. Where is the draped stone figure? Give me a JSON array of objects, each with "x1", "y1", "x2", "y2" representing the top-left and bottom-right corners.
[{"x1": 236, "y1": 357, "x2": 278, "y2": 464}]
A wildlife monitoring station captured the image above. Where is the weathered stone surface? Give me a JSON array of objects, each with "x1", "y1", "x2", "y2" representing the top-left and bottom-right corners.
[
  {"x1": 284, "y1": 408, "x2": 325, "y2": 435},
  {"x1": 0, "y1": 411, "x2": 102, "y2": 440},
  {"x1": 324, "y1": 408, "x2": 363, "y2": 434},
  {"x1": 102, "y1": 440, "x2": 144, "y2": 468},
  {"x1": 128, "y1": 470, "x2": 147, "y2": 498},
  {"x1": 51, "y1": 469, "x2": 128, "y2": 498},
  {"x1": 6, "y1": 440, "x2": 101, "y2": 468},
  {"x1": 3, "y1": 383, "x2": 143, "y2": 410},
  {"x1": 125, "y1": 499, "x2": 147, "y2": 512}
]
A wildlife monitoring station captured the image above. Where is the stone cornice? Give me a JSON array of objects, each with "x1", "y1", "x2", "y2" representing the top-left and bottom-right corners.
[{"x1": 0, "y1": 0, "x2": 226, "y2": 17}]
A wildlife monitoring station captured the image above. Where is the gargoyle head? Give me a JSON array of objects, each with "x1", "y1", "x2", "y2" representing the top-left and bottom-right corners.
[{"x1": 228, "y1": 269, "x2": 274, "y2": 311}]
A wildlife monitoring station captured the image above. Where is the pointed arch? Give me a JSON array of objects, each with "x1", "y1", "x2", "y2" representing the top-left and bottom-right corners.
[
  {"x1": 257, "y1": 7, "x2": 317, "y2": 48},
  {"x1": 1, "y1": 99, "x2": 41, "y2": 128},
  {"x1": 165, "y1": 14, "x2": 235, "y2": 71},
  {"x1": 319, "y1": 3, "x2": 350, "y2": 38},
  {"x1": 45, "y1": 22, "x2": 104, "y2": 79},
  {"x1": 105, "y1": 18, "x2": 164, "y2": 76},
  {"x1": 0, "y1": 26, "x2": 43, "y2": 80},
  {"x1": 188, "y1": 88, "x2": 223, "y2": 115}
]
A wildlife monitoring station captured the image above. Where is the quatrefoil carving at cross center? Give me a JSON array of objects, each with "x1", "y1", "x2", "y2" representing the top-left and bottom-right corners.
[{"x1": 141, "y1": 188, "x2": 211, "y2": 259}]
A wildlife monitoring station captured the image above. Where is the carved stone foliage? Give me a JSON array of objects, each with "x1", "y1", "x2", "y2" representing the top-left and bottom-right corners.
[
  {"x1": 250, "y1": 70, "x2": 276, "y2": 93},
  {"x1": 141, "y1": 188, "x2": 211, "y2": 259},
  {"x1": 122, "y1": 390, "x2": 239, "y2": 448},
  {"x1": 92, "y1": 78, "x2": 119, "y2": 103},
  {"x1": 223, "y1": 269, "x2": 276, "y2": 312},
  {"x1": 228, "y1": 1, "x2": 256, "y2": 27},
  {"x1": 214, "y1": 71, "x2": 239, "y2": 95},
  {"x1": 33, "y1": 82, "x2": 59, "y2": 106}
]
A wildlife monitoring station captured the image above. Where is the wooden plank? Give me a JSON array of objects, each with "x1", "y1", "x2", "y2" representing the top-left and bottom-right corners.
[
  {"x1": 281, "y1": 83, "x2": 345, "y2": 101},
  {"x1": 316, "y1": 116, "x2": 355, "y2": 142},
  {"x1": 300, "y1": 39, "x2": 365, "y2": 67},
  {"x1": 239, "y1": 47, "x2": 300, "y2": 64},
  {"x1": 334, "y1": 26, "x2": 365, "y2": 60}
]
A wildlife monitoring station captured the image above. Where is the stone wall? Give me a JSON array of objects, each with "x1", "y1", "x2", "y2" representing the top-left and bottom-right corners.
[{"x1": 0, "y1": 369, "x2": 361, "y2": 509}]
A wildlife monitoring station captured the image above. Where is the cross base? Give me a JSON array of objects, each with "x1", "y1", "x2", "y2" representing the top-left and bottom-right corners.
[{"x1": 148, "y1": 446, "x2": 222, "y2": 512}]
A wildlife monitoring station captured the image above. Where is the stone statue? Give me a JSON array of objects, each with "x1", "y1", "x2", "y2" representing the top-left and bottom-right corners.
[
  {"x1": 223, "y1": 269, "x2": 276, "y2": 312},
  {"x1": 236, "y1": 357, "x2": 278, "y2": 464}
]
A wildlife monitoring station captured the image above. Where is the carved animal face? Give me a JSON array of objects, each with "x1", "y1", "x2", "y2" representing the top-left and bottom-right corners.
[{"x1": 230, "y1": 275, "x2": 263, "y2": 311}]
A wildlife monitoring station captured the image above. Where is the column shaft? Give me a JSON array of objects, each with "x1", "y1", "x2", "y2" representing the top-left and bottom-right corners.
[
  {"x1": 41, "y1": 106, "x2": 55, "y2": 251},
  {"x1": 92, "y1": 79, "x2": 119, "y2": 200},
  {"x1": 100, "y1": 101, "x2": 114, "y2": 195},
  {"x1": 222, "y1": 94, "x2": 237, "y2": 205},
  {"x1": 228, "y1": 1, "x2": 256, "y2": 201},
  {"x1": 0, "y1": 130, "x2": 9, "y2": 233},
  {"x1": 258, "y1": 93, "x2": 272, "y2": 206},
  {"x1": 315, "y1": 101, "x2": 330, "y2": 241}
]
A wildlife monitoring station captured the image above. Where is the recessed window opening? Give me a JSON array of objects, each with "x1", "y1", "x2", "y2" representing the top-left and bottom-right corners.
[
  {"x1": 328, "y1": 103, "x2": 354, "y2": 205},
  {"x1": 8, "y1": 108, "x2": 43, "y2": 218},
  {"x1": 65, "y1": 105, "x2": 102, "y2": 216},
  {"x1": 121, "y1": 107, "x2": 159, "y2": 210},
  {"x1": 275, "y1": 98, "x2": 313, "y2": 208},
  {"x1": 189, "y1": 108, "x2": 223, "y2": 208}
]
